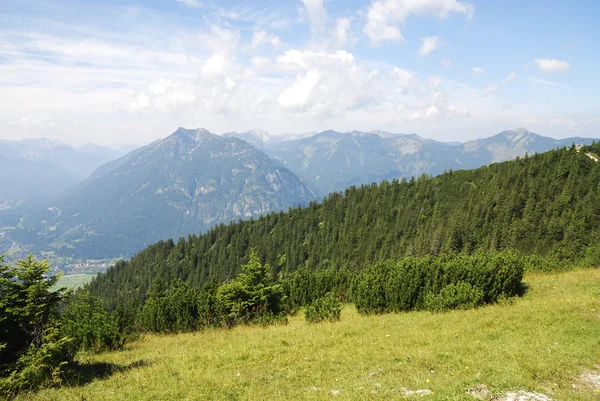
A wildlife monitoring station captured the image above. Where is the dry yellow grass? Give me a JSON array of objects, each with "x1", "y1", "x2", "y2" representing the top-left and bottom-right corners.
[{"x1": 19, "y1": 269, "x2": 600, "y2": 400}]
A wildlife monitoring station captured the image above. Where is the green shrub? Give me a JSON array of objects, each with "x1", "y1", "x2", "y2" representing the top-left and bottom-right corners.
[
  {"x1": 305, "y1": 292, "x2": 341, "y2": 323},
  {"x1": 351, "y1": 251, "x2": 524, "y2": 314},
  {"x1": 423, "y1": 282, "x2": 484, "y2": 312},
  {"x1": 217, "y1": 249, "x2": 286, "y2": 326},
  {"x1": 0, "y1": 326, "x2": 72, "y2": 397},
  {"x1": 0, "y1": 255, "x2": 73, "y2": 397},
  {"x1": 60, "y1": 290, "x2": 124, "y2": 353}
]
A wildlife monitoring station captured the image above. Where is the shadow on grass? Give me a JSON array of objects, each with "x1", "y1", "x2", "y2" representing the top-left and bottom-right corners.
[
  {"x1": 62, "y1": 359, "x2": 149, "y2": 388},
  {"x1": 516, "y1": 281, "x2": 530, "y2": 297}
]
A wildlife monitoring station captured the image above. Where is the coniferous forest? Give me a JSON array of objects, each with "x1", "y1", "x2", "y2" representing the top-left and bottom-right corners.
[{"x1": 90, "y1": 143, "x2": 600, "y2": 309}]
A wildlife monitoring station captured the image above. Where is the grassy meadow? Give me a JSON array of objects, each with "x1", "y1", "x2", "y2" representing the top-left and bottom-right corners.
[
  {"x1": 53, "y1": 274, "x2": 96, "y2": 291},
  {"x1": 21, "y1": 269, "x2": 600, "y2": 400}
]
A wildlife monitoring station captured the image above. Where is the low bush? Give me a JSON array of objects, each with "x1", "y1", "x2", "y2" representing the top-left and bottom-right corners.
[
  {"x1": 305, "y1": 292, "x2": 341, "y2": 323},
  {"x1": 351, "y1": 250, "x2": 524, "y2": 314},
  {"x1": 60, "y1": 290, "x2": 124, "y2": 353},
  {"x1": 423, "y1": 282, "x2": 484, "y2": 312}
]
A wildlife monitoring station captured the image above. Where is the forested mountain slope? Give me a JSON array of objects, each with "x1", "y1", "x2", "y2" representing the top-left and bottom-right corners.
[{"x1": 89, "y1": 143, "x2": 600, "y2": 307}]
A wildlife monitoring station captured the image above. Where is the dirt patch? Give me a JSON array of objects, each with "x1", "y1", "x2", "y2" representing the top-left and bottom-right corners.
[
  {"x1": 499, "y1": 391, "x2": 553, "y2": 401},
  {"x1": 400, "y1": 388, "x2": 433, "y2": 397},
  {"x1": 579, "y1": 368, "x2": 600, "y2": 390},
  {"x1": 466, "y1": 384, "x2": 492, "y2": 399}
]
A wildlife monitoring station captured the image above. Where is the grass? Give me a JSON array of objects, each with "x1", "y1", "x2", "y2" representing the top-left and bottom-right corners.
[
  {"x1": 53, "y1": 274, "x2": 96, "y2": 291},
  {"x1": 20, "y1": 268, "x2": 600, "y2": 400}
]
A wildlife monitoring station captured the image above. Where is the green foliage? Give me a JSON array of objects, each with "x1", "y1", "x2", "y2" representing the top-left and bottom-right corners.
[
  {"x1": 60, "y1": 290, "x2": 124, "y2": 353},
  {"x1": 217, "y1": 249, "x2": 286, "y2": 325},
  {"x1": 137, "y1": 278, "x2": 222, "y2": 333},
  {"x1": 304, "y1": 292, "x2": 341, "y2": 323},
  {"x1": 351, "y1": 251, "x2": 524, "y2": 314},
  {"x1": 0, "y1": 326, "x2": 71, "y2": 397},
  {"x1": 0, "y1": 255, "x2": 73, "y2": 397},
  {"x1": 423, "y1": 282, "x2": 484, "y2": 312},
  {"x1": 282, "y1": 265, "x2": 351, "y2": 312}
]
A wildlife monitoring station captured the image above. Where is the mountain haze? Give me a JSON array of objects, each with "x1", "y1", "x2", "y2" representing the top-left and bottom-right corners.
[
  {"x1": 1, "y1": 128, "x2": 316, "y2": 259},
  {"x1": 0, "y1": 138, "x2": 126, "y2": 205}
]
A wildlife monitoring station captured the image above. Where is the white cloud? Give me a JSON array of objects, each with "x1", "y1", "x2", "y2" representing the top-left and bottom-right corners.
[
  {"x1": 278, "y1": 69, "x2": 322, "y2": 109},
  {"x1": 201, "y1": 53, "x2": 228, "y2": 79},
  {"x1": 502, "y1": 72, "x2": 517, "y2": 83},
  {"x1": 390, "y1": 67, "x2": 416, "y2": 87},
  {"x1": 363, "y1": 0, "x2": 474, "y2": 45},
  {"x1": 522, "y1": 118, "x2": 538, "y2": 125},
  {"x1": 251, "y1": 31, "x2": 281, "y2": 48},
  {"x1": 429, "y1": 76, "x2": 443, "y2": 88},
  {"x1": 334, "y1": 18, "x2": 352, "y2": 47},
  {"x1": 419, "y1": 36, "x2": 441, "y2": 57},
  {"x1": 441, "y1": 59, "x2": 452, "y2": 68},
  {"x1": 473, "y1": 67, "x2": 484, "y2": 75},
  {"x1": 535, "y1": 58, "x2": 570, "y2": 73},
  {"x1": 527, "y1": 76, "x2": 570, "y2": 89},
  {"x1": 550, "y1": 118, "x2": 580, "y2": 129},
  {"x1": 177, "y1": 0, "x2": 202, "y2": 8},
  {"x1": 483, "y1": 84, "x2": 498, "y2": 93},
  {"x1": 301, "y1": 0, "x2": 328, "y2": 32}
]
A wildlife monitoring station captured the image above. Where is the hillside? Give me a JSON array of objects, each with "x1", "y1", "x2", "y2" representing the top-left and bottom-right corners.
[
  {"x1": 1, "y1": 128, "x2": 316, "y2": 259},
  {"x1": 88, "y1": 142, "x2": 600, "y2": 308},
  {"x1": 24, "y1": 269, "x2": 600, "y2": 400},
  {"x1": 266, "y1": 128, "x2": 597, "y2": 196}
]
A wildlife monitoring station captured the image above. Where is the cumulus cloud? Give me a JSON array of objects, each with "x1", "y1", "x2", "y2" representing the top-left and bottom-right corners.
[
  {"x1": 535, "y1": 58, "x2": 570, "y2": 73},
  {"x1": 419, "y1": 36, "x2": 441, "y2": 57},
  {"x1": 473, "y1": 67, "x2": 484, "y2": 75},
  {"x1": 278, "y1": 69, "x2": 322, "y2": 109},
  {"x1": 301, "y1": 0, "x2": 328, "y2": 32},
  {"x1": 363, "y1": 0, "x2": 474, "y2": 45},
  {"x1": 502, "y1": 72, "x2": 517, "y2": 83},
  {"x1": 251, "y1": 31, "x2": 281, "y2": 48},
  {"x1": 441, "y1": 59, "x2": 452, "y2": 68},
  {"x1": 334, "y1": 18, "x2": 352, "y2": 47},
  {"x1": 483, "y1": 84, "x2": 498, "y2": 93}
]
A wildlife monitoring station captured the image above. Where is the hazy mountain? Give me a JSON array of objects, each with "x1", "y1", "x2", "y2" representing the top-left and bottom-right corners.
[
  {"x1": 0, "y1": 154, "x2": 78, "y2": 203},
  {"x1": 268, "y1": 130, "x2": 460, "y2": 196},
  {"x1": 1, "y1": 128, "x2": 316, "y2": 259},
  {"x1": 223, "y1": 130, "x2": 316, "y2": 151},
  {"x1": 456, "y1": 128, "x2": 595, "y2": 166},
  {"x1": 265, "y1": 128, "x2": 598, "y2": 196},
  {"x1": 0, "y1": 137, "x2": 124, "y2": 180}
]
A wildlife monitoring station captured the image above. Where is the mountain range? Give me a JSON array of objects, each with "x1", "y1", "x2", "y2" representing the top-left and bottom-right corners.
[
  {"x1": 226, "y1": 128, "x2": 598, "y2": 196},
  {"x1": 0, "y1": 138, "x2": 126, "y2": 204},
  {"x1": 0, "y1": 128, "x2": 315, "y2": 259},
  {"x1": 0, "y1": 127, "x2": 597, "y2": 265}
]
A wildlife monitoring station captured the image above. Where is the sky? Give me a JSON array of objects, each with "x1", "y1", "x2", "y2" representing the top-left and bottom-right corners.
[{"x1": 0, "y1": 0, "x2": 599, "y2": 146}]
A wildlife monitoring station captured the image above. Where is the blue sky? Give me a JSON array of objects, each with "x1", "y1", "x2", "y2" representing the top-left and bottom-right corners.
[{"x1": 0, "y1": 0, "x2": 598, "y2": 145}]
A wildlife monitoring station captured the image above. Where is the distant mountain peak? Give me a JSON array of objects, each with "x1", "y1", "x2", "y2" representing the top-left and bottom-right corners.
[
  {"x1": 246, "y1": 129, "x2": 271, "y2": 142},
  {"x1": 499, "y1": 128, "x2": 537, "y2": 142}
]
